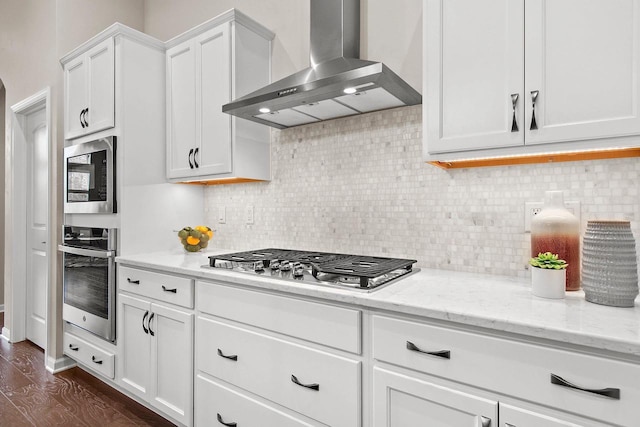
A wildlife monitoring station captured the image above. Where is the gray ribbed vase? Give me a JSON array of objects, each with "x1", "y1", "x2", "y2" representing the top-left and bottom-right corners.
[{"x1": 582, "y1": 221, "x2": 639, "y2": 307}]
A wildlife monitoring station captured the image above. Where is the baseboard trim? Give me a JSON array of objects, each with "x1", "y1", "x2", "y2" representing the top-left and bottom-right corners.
[
  {"x1": 1, "y1": 326, "x2": 10, "y2": 342},
  {"x1": 46, "y1": 355, "x2": 77, "y2": 374}
]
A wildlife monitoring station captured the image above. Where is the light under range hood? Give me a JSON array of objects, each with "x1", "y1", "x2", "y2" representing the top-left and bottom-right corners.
[{"x1": 222, "y1": 0, "x2": 422, "y2": 129}]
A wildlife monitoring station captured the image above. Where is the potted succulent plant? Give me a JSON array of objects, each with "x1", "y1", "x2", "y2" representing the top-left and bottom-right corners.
[{"x1": 529, "y1": 252, "x2": 568, "y2": 299}]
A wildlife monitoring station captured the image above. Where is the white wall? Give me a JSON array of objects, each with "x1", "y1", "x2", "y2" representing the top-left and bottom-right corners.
[{"x1": 0, "y1": 83, "x2": 4, "y2": 307}]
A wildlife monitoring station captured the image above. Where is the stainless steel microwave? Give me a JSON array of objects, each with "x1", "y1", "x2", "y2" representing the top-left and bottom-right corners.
[{"x1": 64, "y1": 136, "x2": 116, "y2": 214}]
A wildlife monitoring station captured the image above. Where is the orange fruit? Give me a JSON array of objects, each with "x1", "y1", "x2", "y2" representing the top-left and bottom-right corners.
[{"x1": 186, "y1": 236, "x2": 200, "y2": 245}]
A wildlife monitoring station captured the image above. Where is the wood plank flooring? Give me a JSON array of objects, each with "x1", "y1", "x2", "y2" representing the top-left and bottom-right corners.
[{"x1": 0, "y1": 312, "x2": 176, "y2": 426}]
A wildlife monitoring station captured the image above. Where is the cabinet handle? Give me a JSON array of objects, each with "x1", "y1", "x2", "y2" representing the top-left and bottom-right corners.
[
  {"x1": 148, "y1": 312, "x2": 155, "y2": 336},
  {"x1": 142, "y1": 310, "x2": 149, "y2": 334},
  {"x1": 161, "y1": 285, "x2": 177, "y2": 293},
  {"x1": 84, "y1": 107, "x2": 89, "y2": 127},
  {"x1": 68, "y1": 344, "x2": 79, "y2": 351},
  {"x1": 127, "y1": 278, "x2": 140, "y2": 285},
  {"x1": 188, "y1": 148, "x2": 194, "y2": 169},
  {"x1": 510, "y1": 93, "x2": 519, "y2": 132},
  {"x1": 505, "y1": 424, "x2": 516, "y2": 427},
  {"x1": 217, "y1": 348, "x2": 238, "y2": 361},
  {"x1": 530, "y1": 90, "x2": 539, "y2": 130},
  {"x1": 550, "y1": 374, "x2": 620, "y2": 399},
  {"x1": 291, "y1": 374, "x2": 319, "y2": 391},
  {"x1": 480, "y1": 416, "x2": 491, "y2": 427},
  {"x1": 79, "y1": 109, "x2": 86, "y2": 128},
  {"x1": 91, "y1": 355, "x2": 103, "y2": 365},
  {"x1": 406, "y1": 340, "x2": 451, "y2": 359},
  {"x1": 193, "y1": 147, "x2": 199, "y2": 168},
  {"x1": 216, "y1": 413, "x2": 237, "y2": 427}
]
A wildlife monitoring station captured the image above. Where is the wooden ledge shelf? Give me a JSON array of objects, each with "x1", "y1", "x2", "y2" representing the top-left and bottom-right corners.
[
  {"x1": 428, "y1": 147, "x2": 640, "y2": 169},
  {"x1": 178, "y1": 177, "x2": 267, "y2": 186}
]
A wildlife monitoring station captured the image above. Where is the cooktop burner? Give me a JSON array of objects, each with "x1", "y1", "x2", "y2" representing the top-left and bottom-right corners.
[{"x1": 206, "y1": 248, "x2": 418, "y2": 291}]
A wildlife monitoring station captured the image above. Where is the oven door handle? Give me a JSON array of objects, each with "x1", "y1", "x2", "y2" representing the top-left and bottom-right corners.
[{"x1": 58, "y1": 244, "x2": 115, "y2": 258}]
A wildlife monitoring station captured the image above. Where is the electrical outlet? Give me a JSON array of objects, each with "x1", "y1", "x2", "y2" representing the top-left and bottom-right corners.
[
  {"x1": 524, "y1": 201, "x2": 581, "y2": 232},
  {"x1": 245, "y1": 205, "x2": 254, "y2": 224},
  {"x1": 218, "y1": 206, "x2": 226, "y2": 224}
]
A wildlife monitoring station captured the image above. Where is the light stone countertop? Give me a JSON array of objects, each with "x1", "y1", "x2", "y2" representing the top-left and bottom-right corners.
[{"x1": 116, "y1": 248, "x2": 640, "y2": 359}]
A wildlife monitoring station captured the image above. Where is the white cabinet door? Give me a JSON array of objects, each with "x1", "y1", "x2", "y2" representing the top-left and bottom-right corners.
[
  {"x1": 85, "y1": 38, "x2": 115, "y2": 135},
  {"x1": 118, "y1": 294, "x2": 151, "y2": 399},
  {"x1": 373, "y1": 367, "x2": 498, "y2": 427},
  {"x1": 196, "y1": 23, "x2": 232, "y2": 176},
  {"x1": 149, "y1": 303, "x2": 193, "y2": 426},
  {"x1": 64, "y1": 55, "x2": 87, "y2": 138},
  {"x1": 524, "y1": 0, "x2": 640, "y2": 145},
  {"x1": 425, "y1": 0, "x2": 525, "y2": 153},
  {"x1": 500, "y1": 403, "x2": 608, "y2": 427},
  {"x1": 63, "y1": 38, "x2": 115, "y2": 140},
  {"x1": 166, "y1": 41, "x2": 197, "y2": 179}
]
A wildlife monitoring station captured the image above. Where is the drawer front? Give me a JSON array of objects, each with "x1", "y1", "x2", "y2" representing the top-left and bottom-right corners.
[
  {"x1": 195, "y1": 374, "x2": 322, "y2": 427},
  {"x1": 197, "y1": 281, "x2": 361, "y2": 353},
  {"x1": 197, "y1": 317, "x2": 361, "y2": 427},
  {"x1": 373, "y1": 315, "x2": 640, "y2": 426},
  {"x1": 119, "y1": 266, "x2": 193, "y2": 308},
  {"x1": 63, "y1": 332, "x2": 115, "y2": 379}
]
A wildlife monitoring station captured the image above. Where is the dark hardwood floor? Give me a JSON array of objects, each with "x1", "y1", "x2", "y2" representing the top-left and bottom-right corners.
[{"x1": 0, "y1": 311, "x2": 176, "y2": 426}]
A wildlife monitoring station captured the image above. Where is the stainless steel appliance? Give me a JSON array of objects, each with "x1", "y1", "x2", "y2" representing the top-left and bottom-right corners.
[
  {"x1": 64, "y1": 136, "x2": 116, "y2": 214},
  {"x1": 206, "y1": 248, "x2": 417, "y2": 291},
  {"x1": 59, "y1": 226, "x2": 117, "y2": 342}
]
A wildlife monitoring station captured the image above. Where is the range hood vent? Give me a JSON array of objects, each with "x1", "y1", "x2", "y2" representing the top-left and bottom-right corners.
[{"x1": 222, "y1": 0, "x2": 421, "y2": 129}]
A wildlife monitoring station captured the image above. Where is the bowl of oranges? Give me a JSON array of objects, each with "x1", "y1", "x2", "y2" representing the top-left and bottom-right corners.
[{"x1": 177, "y1": 225, "x2": 213, "y2": 253}]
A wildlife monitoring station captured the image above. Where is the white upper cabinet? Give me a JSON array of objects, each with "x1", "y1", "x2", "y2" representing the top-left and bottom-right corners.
[
  {"x1": 424, "y1": 0, "x2": 640, "y2": 159},
  {"x1": 63, "y1": 38, "x2": 115, "y2": 140},
  {"x1": 166, "y1": 10, "x2": 274, "y2": 183}
]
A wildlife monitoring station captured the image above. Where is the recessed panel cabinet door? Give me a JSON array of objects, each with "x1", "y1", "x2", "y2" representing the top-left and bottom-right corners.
[
  {"x1": 118, "y1": 294, "x2": 151, "y2": 399},
  {"x1": 167, "y1": 41, "x2": 197, "y2": 179},
  {"x1": 86, "y1": 38, "x2": 115, "y2": 135},
  {"x1": 64, "y1": 56, "x2": 87, "y2": 138},
  {"x1": 525, "y1": 0, "x2": 640, "y2": 145},
  {"x1": 373, "y1": 367, "x2": 498, "y2": 426},
  {"x1": 425, "y1": 0, "x2": 525, "y2": 153},
  {"x1": 196, "y1": 23, "x2": 232, "y2": 175}
]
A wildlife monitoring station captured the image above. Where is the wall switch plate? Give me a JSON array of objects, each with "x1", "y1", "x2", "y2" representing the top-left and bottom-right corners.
[
  {"x1": 245, "y1": 206, "x2": 254, "y2": 224},
  {"x1": 218, "y1": 206, "x2": 226, "y2": 224},
  {"x1": 524, "y1": 201, "x2": 580, "y2": 232}
]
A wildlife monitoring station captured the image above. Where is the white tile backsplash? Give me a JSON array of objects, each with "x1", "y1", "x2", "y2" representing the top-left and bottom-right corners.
[{"x1": 204, "y1": 105, "x2": 640, "y2": 278}]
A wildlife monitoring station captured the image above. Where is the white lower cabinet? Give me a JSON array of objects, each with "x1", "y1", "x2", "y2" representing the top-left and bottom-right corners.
[
  {"x1": 118, "y1": 293, "x2": 193, "y2": 426},
  {"x1": 63, "y1": 331, "x2": 115, "y2": 379},
  {"x1": 373, "y1": 367, "x2": 498, "y2": 426}
]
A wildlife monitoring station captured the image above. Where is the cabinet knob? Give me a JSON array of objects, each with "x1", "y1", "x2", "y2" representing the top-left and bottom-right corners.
[
  {"x1": 530, "y1": 90, "x2": 539, "y2": 130},
  {"x1": 550, "y1": 373, "x2": 620, "y2": 399},
  {"x1": 406, "y1": 340, "x2": 451, "y2": 359}
]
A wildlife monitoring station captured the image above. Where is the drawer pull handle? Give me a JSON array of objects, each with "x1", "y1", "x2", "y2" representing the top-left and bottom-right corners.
[
  {"x1": 91, "y1": 356, "x2": 103, "y2": 365},
  {"x1": 142, "y1": 310, "x2": 149, "y2": 334},
  {"x1": 216, "y1": 413, "x2": 237, "y2": 427},
  {"x1": 68, "y1": 344, "x2": 79, "y2": 351},
  {"x1": 148, "y1": 312, "x2": 155, "y2": 336},
  {"x1": 550, "y1": 374, "x2": 620, "y2": 400},
  {"x1": 291, "y1": 374, "x2": 319, "y2": 391},
  {"x1": 161, "y1": 285, "x2": 177, "y2": 293},
  {"x1": 217, "y1": 348, "x2": 238, "y2": 361},
  {"x1": 406, "y1": 341, "x2": 451, "y2": 359},
  {"x1": 480, "y1": 416, "x2": 492, "y2": 427},
  {"x1": 127, "y1": 278, "x2": 140, "y2": 284},
  {"x1": 505, "y1": 424, "x2": 515, "y2": 427}
]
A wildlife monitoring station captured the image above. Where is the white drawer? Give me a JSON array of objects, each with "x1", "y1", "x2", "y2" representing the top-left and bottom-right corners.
[
  {"x1": 63, "y1": 332, "x2": 115, "y2": 379},
  {"x1": 197, "y1": 281, "x2": 361, "y2": 353},
  {"x1": 372, "y1": 315, "x2": 640, "y2": 426},
  {"x1": 195, "y1": 375, "x2": 321, "y2": 427},
  {"x1": 197, "y1": 317, "x2": 361, "y2": 427},
  {"x1": 119, "y1": 265, "x2": 193, "y2": 308}
]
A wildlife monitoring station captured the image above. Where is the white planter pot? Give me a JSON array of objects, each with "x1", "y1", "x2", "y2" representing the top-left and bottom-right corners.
[{"x1": 531, "y1": 268, "x2": 566, "y2": 299}]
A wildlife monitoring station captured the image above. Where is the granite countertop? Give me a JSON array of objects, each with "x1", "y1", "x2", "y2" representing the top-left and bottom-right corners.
[{"x1": 116, "y1": 249, "x2": 640, "y2": 359}]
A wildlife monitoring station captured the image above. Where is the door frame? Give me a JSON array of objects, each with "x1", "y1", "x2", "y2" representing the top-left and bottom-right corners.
[{"x1": 4, "y1": 88, "x2": 51, "y2": 356}]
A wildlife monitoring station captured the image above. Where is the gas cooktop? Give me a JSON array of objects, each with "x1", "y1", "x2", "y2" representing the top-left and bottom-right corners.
[{"x1": 204, "y1": 248, "x2": 418, "y2": 291}]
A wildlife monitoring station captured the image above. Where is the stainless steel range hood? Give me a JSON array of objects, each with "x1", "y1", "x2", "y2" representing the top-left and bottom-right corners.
[{"x1": 222, "y1": 0, "x2": 422, "y2": 129}]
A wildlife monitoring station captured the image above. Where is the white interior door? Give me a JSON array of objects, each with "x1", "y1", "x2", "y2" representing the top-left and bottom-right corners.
[{"x1": 25, "y1": 107, "x2": 48, "y2": 349}]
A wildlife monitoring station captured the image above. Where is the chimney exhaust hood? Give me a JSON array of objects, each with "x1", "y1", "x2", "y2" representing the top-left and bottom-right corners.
[{"x1": 222, "y1": 0, "x2": 422, "y2": 129}]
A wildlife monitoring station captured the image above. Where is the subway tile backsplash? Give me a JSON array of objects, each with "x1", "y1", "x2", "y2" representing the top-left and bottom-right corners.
[{"x1": 204, "y1": 105, "x2": 640, "y2": 278}]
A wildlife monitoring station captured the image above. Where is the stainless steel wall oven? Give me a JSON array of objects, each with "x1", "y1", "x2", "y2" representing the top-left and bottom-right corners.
[{"x1": 59, "y1": 226, "x2": 117, "y2": 342}]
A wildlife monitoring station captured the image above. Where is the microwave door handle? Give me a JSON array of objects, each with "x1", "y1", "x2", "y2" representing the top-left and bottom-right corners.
[{"x1": 57, "y1": 244, "x2": 114, "y2": 258}]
